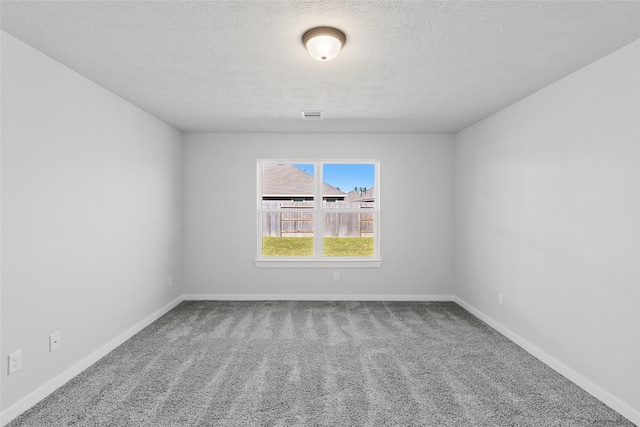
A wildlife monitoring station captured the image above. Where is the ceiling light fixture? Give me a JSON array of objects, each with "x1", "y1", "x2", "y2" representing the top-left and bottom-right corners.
[{"x1": 302, "y1": 27, "x2": 346, "y2": 61}]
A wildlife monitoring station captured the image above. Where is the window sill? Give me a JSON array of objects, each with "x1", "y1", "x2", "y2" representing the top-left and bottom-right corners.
[{"x1": 255, "y1": 259, "x2": 383, "y2": 268}]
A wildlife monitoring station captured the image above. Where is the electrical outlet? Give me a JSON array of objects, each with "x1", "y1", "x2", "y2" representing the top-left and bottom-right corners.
[
  {"x1": 8, "y1": 350, "x2": 22, "y2": 375},
  {"x1": 498, "y1": 294, "x2": 504, "y2": 307},
  {"x1": 168, "y1": 276, "x2": 173, "y2": 288},
  {"x1": 50, "y1": 331, "x2": 61, "y2": 352},
  {"x1": 333, "y1": 271, "x2": 340, "y2": 281}
]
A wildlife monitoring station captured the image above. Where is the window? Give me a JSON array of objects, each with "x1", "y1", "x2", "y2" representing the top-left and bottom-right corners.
[{"x1": 256, "y1": 160, "x2": 381, "y2": 268}]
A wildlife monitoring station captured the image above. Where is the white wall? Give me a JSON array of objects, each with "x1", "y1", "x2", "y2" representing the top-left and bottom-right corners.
[
  {"x1": 183, "y1": 132, "x2": 454, "y2": 298},
  {"x1": 1, "y1": 32, "x2": 183, "y2": 415},
  {"x1": 454, "y1": 39, "x2": 640, "y2": 420}
]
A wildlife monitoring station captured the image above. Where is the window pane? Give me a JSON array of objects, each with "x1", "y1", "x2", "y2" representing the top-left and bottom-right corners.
[
  {"x1": 322, "y1": 163, "x2": 375, "y2": 208},
  {"x1": 262, "y1": 163, "x2": 315, "y2": 208},
  {"x1": 261, "y1": 212, "x2": 314, "y2": 257},
  {"x1": 322, "y1": 212, "x2": 375, "y2": 257},
  {"x1": 258, "y1": 160, "x2": 379, "y2": 262}
]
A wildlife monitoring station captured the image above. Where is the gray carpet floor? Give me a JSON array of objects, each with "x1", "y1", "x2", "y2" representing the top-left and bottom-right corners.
[{"x1": 8, "y1": 301, "x2": 634, "y2": 426}]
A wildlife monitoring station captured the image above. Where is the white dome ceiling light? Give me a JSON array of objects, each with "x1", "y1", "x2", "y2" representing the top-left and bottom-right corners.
[{"x1": 302, "y1": 27, "x2": 346, "y2": 61}]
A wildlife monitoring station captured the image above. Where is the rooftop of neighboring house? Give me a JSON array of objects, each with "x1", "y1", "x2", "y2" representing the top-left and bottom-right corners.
[
  {"x1": 345, "y1": 187, "x2": 376, "y2": 203},
  {"x1": 262, "y1": 164, "x2": 345, "y2": 198}
]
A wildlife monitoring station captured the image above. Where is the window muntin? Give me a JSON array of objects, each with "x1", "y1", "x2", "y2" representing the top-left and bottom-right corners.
[{"x1": 258, "y1": 160, "x2": 380, "y2": 263}]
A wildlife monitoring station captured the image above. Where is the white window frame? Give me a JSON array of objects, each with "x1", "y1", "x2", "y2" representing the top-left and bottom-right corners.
[{"x1": 255, "y1": 159, "x2": 382, "y2": 268}]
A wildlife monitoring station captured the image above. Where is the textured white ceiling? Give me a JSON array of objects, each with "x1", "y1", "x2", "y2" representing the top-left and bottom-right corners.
[{"x1": 2, "y1": 1, "x2": 639, "y2": 133}]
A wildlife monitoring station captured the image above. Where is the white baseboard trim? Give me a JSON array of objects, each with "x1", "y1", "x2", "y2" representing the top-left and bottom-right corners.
[
  {"x1": 0, "y1": 296, "x2": 184, "y2": 427},
  {"x1": 453, "y1": 296, "x2": 640, "y2": 426},
  {"x1": 183, "y1": 294, "x2": 454, "y2": 302}
]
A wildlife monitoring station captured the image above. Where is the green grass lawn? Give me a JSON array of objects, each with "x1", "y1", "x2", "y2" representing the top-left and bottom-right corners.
[
  {"x1": 323, "y1": 237, "x2": 374, "y2": 256},
  {"x1": 262, "y1": 237, "x2": 374, "y2": 257},
  {"x1": 262, "y1": 237, "x2": 313, "y2": 256}
]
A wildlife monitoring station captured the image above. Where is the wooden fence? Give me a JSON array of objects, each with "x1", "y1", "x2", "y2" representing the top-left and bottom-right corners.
[{"x1": 262, "y1": 201, "x2": 374, "y2": 238}]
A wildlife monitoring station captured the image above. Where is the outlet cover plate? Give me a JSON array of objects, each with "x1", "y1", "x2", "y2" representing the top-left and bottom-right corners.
[
  {"x1": 50, "y1": 331, "x2": 61, "y2": 352},
  {"x1": 8, "y1": 350, "x2": 22, "y2": 375}
]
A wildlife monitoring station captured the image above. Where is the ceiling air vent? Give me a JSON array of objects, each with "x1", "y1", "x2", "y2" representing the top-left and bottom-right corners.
[{"x1": 301, "y1": 111, "x2": 323, "y2": 120}]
